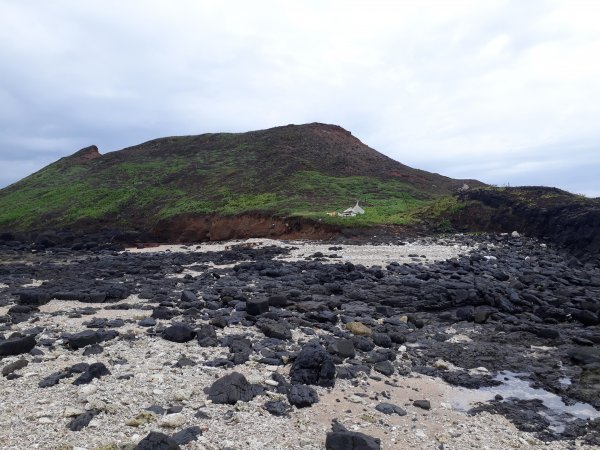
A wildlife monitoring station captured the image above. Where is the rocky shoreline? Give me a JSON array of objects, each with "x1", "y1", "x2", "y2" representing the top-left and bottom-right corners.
[{"x1": 0, "y1": 234, "x2": 599, "y2": 449}]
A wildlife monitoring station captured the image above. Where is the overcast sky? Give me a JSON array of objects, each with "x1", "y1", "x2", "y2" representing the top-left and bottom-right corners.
[{"x1": 1, "y1": 0, "x2": 599, "y2": 196}]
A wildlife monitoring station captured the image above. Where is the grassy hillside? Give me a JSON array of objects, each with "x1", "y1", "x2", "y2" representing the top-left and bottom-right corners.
[{"x1": 0, "y1": 123, "x2": 478, "y2": 232}]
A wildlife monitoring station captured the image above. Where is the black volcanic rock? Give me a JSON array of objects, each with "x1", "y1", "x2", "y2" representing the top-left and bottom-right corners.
[
  {"x1": 206, "y1": 372, "x2": 263, "y2": 404},
  {"x1": 290, "y1": 341, "x2": 335, "y2": 387},
  {"x1": 134, "y1": 431, "x2": 180, "y2": 450},
  {"x1": 162, "y1": 323, "x2": 196, "y2": 343},
  {"x1": 287, "y1": 384, "x2": 319, "y2": 408},
  {"x1": 326, "y1": 430, "x2": 381, "y2": 450},
  {"x1": 196, "y1": 324, "x2": 219, "y2": 347},
  {"x1": 0, "y1": 333, "x2": 36, "y2": 357},
  {"x1": 72, "y1": 362, "x2": 111, "y2": 385}
]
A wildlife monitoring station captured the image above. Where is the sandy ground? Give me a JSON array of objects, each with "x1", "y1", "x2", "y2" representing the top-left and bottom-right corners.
[
  {"x1": 1, "y1": 238, "x2": 594, "y2": 449},
  {"x1": 126, "y1": 238, "x2": 475, "y2": 268},
  {"x1": 0, "y1": 294, "x2": 595, "y2": 449}
]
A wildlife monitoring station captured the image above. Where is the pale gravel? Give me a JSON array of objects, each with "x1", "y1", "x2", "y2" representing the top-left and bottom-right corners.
[
  {"x1": 126, "y1": 237, "x2": 476, "y2": 268},
  {"x1": 0, "y1": 239, "x2": 593, "y2": 449},
  {"x1": 1, "y1": 301, "x2": 593, "y2": 449}
]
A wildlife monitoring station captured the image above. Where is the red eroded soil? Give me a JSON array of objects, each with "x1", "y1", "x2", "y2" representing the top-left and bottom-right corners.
[{"x1": 151, "y1": 213, "x2": 340, "y2": 242}]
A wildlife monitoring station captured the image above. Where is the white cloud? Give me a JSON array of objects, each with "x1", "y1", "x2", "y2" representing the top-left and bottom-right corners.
[{"x1": 0, "y1": 0, "x2": 598, "y2": 196}]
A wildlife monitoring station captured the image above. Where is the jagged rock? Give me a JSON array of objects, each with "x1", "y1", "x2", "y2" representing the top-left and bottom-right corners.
[
  {"x1": 0, "y1": 334, "x2": 36, "y2": 357},
  {"x1": 65, "y1": 330, "x2": 117, "y2": 350},
  {"x1": 72, "y1": 362, "x2": 110, "y2": 385},
  {"x1": 326, "y1": 430, "x2": 381, "y2": 450},
  {"x1": 181, "y1": 290, "x2": 198, "y2": 302},
  {"x1": 206, "y1": 372, "x2": 264, "y2": 404},
  {"x1": 328, "y1": 339, "x2": 356, "y2": 358},
  {"x1": 228, "y1": 337, "x2": 253, "y2": 365},
  {"x1": 246, "y1": 298, "x2": 269, "y2": 316},
  {"x1": 162, "y1": 323, "x2": 196, "y2": 343},
  {"x1": 172, "y1": 426, "x2": 203, "y2": 445},
  {"x1": 258, "y1": 319, "x2": 292, "y2": 340},
  {"x1": 134, "y1": 431, "x2": 180, "y2": 450},
  {"x1": 196, "y1": 324, "x2": 219, "y2": 347},
  {"x1": 68, "y1": 410, "x2": 100, "y2": 431},
  {"x1": 263, "y1": 400, "x2": 292, "y2": 417},
  {"x1": 2, "y1": 358, "x2": 28, "y2": 376},
  {"x1": 290, "y1": 341, "x2": 335, "y2": 387},
  {"x1": 287, "y1": 384, "x2": 319, "y2": 408},
  {"x1": 413, "y1": 399, "x2": 431, "y2": 410},
  {"x1": 375, "y1": 402, "x2": 407, "y2": 416},
  {"x1": 373, "y1": 360, "x2": 395, "y2": 376}
]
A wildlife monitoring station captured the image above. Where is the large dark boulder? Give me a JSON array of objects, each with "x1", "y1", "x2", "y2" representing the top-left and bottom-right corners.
[
  {"x1": 134, "y1": 431, "x2": 180, "y2": 450},
  {"x1": 326, "y1": 431, "x2": 381, "y2": 450},
  {"x1": 228, "y1": 337, "x2": 253, "y2": 365},
  {"x1": 72, "y1": 362, "x2": 111, "y2": 385},
  {"x1": 180, "y1": 290, "x2": 198, "y2": 302},
  {"x1": 65, "y1": 330, "x2": 118, "y2": 350},
  {"x1": 206, "y1": 372, "x2": 263, "y2": 404},
  {"x1": 172, "y1": 426, "x2": 203, "y2": 445},
  {"x1": 68, "y1": 410, "x2": 100, "y2": 431},
  {"x1": 290, "y1": 341, "x2": 335, "y2": 387},
  {"x1": 162, "y1": 323, "x2": 196, "y2": 343},
  {"x1": 328, "y1": 339, "x2": 356, "y2": 359},
  {"x1": 246, "y1": 298, "x2": 270, "y2": 316},
  {"x1": 0, "y1": 333, "x2": 36, "y2": 357},
  {"x1": 258, "y1": 319, "x2": 292, "y2": 340},
  {"x1": 569, "y1": 347, "x2": 600, "y2": 366},
  {"x1": 196, "y1": 324, "x2": 219, "y2": 347},
  {"x1": 287, "y1": 384, "x2": 319, "y2": 408},
  {"x1": 18, "y1": 290, "x2": 51, "y2": 306}
]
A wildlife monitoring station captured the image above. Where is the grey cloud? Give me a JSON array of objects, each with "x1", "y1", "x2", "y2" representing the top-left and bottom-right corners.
[{"x1": 0, "y1": 0, "x2": 598, "y2": 197}]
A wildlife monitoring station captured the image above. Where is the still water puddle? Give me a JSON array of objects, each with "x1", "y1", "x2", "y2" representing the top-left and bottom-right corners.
[{"x1": 451, "y1": 371, "x2": 600, "y2": 433}]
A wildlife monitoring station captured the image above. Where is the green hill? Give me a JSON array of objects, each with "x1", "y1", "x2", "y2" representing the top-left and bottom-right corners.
[{"x1": 0, "y1": 123, "x2": 480, "y2": 233}]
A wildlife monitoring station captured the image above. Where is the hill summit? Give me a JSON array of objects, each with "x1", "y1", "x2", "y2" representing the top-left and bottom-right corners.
[{"x1": 0, "y1": 123, "x2": 479, "y2": 238}]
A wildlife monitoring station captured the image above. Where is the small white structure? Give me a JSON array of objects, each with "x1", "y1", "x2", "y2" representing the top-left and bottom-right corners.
[{"x1": 338, "y1": 201, "x2": 365, "y2": 217}]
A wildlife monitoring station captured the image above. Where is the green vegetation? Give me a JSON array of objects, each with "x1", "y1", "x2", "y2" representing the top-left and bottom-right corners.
[
  {"x1": 278, "y1": 171, "x2": 430, "y2": 226},
  {"x1": 0, "y1": 125, "x2": 473, "y2": 232},
  {"x1": 0, "y1": 158, "x2": 450, "y2": 230}
]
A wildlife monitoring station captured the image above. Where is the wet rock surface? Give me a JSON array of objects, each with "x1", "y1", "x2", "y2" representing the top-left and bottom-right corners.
[{"x1": 0, "y1": 235, "x2": 599, "y2": 448}]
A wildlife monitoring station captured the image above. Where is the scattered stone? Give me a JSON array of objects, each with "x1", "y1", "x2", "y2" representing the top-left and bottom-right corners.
[
  {"x1": 159, "y1": 413, "x2": 186, "y2": 428},
  {"x1": 328, "y1": 339, "x2": 356, "y2": 359},
  {"x1": 264, "y1": 400, "x2": 293, "y2": 417},
  {"x1": 326, "y1": 430, "x2": 381, "y2": 450},
  {"x1": 375, "y1": 402, "x2": 407, "y2": 416},
  {"x1": 258, "y1": 319, "x2": 292, "y2": 340},
  {"x1": 345, "y1": 322, "x2": 372, "y2": 336},
  {"x1": 287, "y1": 384, "x2": 319, "y2": 408},
  {"x1": 290, "y1": 341, "x2": 335, "y2": 387},
  {"x1": 172, "y1": 426, "x2": 203, "y2": 445},
  {"x1": 126, "y1": 411, "x2": 157, "y2": 427},
  {"x1": 162, "y1": 323, "x2": 196, "y2": 343},
  {"x1": 2, "y1": 358, "x2": 28, "y2": 376},
  {"x1": 413, "y1": 399, "x2": 431, "y2": 410},
  {"x1": 373, "y1": 360, "x2": 395, "y2": 376},
  {"x1": 206, "y1": 372, "x2": 264, "y2": 404},
  {"x1": 69, "y1": 410, "x2": 100, "y2": 431},
  {"x1": 246, "y1": 298, "x2": 270, "y2": 316},
  {"x1": 72, "y1": 362, "x2": 110, "y2": 385},
  {"x1": 133, "y1": 431, "x2": 180, "y2": 450},
  {"x1": 196, "y1": 324, "x2": 219, "y2": 347},
  {"x1": 0, "y1": 334, "x2": 36, "y2": 357}
]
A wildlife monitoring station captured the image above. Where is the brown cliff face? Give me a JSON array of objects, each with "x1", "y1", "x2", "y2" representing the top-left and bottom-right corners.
[
  {"x1": 455, "y1": 187, "x2": 600, "y2": 261},
  {"x1": 151, "y1": 213, "x2": 339, "y2": 242},
  {"x1": 69, "y1": 145, "x2": 101, "y2": 163}
]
